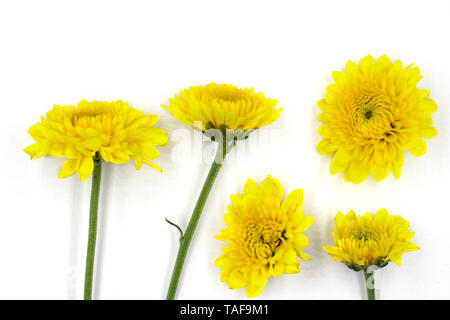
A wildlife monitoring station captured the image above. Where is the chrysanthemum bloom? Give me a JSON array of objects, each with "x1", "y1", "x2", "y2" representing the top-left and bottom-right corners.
[
  {"x1": 24, "y1": 100, "x2": 167, "y2": 300},
  {"x1": 316, "y1": 55, "x2": 437, "y2": 183},
  {"x1": 163, "y1": 83, "x2": 282, "y2": 299},
  {"x1": 323, "y1": 209, "x2": 419, "y2": 299},
  {"x1": 25, "y1": 100, "x2": 168, "y2": 182},
  {"x1": 214, "y1": 176, "x2": 314, "y2": 298},
  {"x1": 162, "y1": 82, "x2": 282, "y2": 131}
]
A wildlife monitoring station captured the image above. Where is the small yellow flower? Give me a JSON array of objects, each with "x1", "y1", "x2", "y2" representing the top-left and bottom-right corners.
[
  {"x1": 316, "y1": 55, "x2": 438, "y2": 183},
  {"x1": 214, "y1": 176, "x2": 314, "y2": 298},
  {"x1": 323, "y1": 209, "x2": 419, "y2": 269},
  {"x1": 162, "y1": 82, "x2": 282, "y2": 131},
  {"x1": 24, "y1": 100, "x2": 168, "y2": 182}
]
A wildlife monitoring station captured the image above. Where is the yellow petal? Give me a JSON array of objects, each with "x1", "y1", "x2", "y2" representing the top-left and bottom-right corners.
[
  {"x1": 134, "y1": 157, "x2": 143, "y2": 170},
  {"x1": 330, "y1": 149, "x2": 351, "y2": 175},
  {"x1": 24, "y1": 143, "x2": 47, "y2": 159},
  {"x1": 409, "y1": 137, "x2": 427, "y2": 157},
  {"x1": 348, "y1": 163, "x2": 370, "y2": 184},
  {"x1": 260, "y1": 175, "x2": 283, "y2": 207},
  {"x1": 243, "y1": 178, "x2": 259, "y2": 194},
  {"x1": 420, "y1": 127, "x2": 437, "y2": 140},
  {"x1": 316, "y1": 139, "x2": 337, "y2": 156},
  {"x1": 294, "y1": 233, "x2": 309, "y2": 248},
  {"x1": 332, "y1": 71, "x2": 347, "y2": 86},
  {"x1": 392, "y1": 165, "x2": 402, "y2": 179},
  {"x1": 245, "y1": 283, "x2": 265, "y2": 298},
  {"x1": 58, "y1": 159, "x2": 78, "y2": 179},
  {"x1": 418, "y1": 98, "x2": 437, "y2": 113},
  {"x1": 371, "y1": 163, "x2": 391, "y2": 182},
  {"x1": 359, "y1": 55, "x2": 375, "y2": 73},
  {"x1": 281, "y1": 189, "x2": 303, "y2": 216},
  {"x1": 77, "y1": 157, "x2": 94, "y2": 182},
  {"x1": 142, "y1": 159, "x2": 162, "y2": 172},
  {"x1": 295, "y1": 215, "x2": 314, "y2": 232},
  {"x1": 345, "y1": 60, "x2": 358, "y2": 75}
]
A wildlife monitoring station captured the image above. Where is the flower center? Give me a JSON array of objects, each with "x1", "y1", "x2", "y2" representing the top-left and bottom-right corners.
[
  {"x1": 352, "y1": 229, "x2": 378, "y2": 242},
  {"x1": 210, "y1": 86, "x2": 245, "y2": 104},
  {"x1": 364, "y1": 110, "x2": 373, "y2": 120},
  {"x1": 351, "y1": 93, "x2": 397, "y2": 139},
  {"x1": 73, "y1": 103, "x2": 115, "y2": 125},
  {"x1": 76, "y1": 111, "x2": 107, "y2": 119},
  {"x1": 245, "y1": 220, "x2": 284, "y2": 259},
  {"x1": 215, "y1": 93, "x2": 242, "y2": 102}
]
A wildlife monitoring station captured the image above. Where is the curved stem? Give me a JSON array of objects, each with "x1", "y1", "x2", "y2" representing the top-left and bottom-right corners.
[
  {"x1": 166, "y1": 135, "x2": 230, "y2": 300},
  {"x1": 363, "y1": 269, "x2": 376, "y2": 300},
  {"x1": 84, "y1": 158, "x2": 102, "y2": 300}
]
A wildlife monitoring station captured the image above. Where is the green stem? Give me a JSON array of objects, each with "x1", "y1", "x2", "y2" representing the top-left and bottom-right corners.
[
  {"x1": 166, "y1": 133, "x2": 230, "y2": 300},
  {"x1": 363, "y1": 269, "x2": 376, "y2": 300},
  {"x1": 84, "y1": 158, "x2": 102, "y2": 300}
]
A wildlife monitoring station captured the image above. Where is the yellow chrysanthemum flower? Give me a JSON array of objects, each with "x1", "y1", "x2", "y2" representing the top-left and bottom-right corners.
[
  {"x1": 24, "y1": 100, "x2": 168, "y2": 182},
  {"x1": 214, "y1": 176, "x2": 314, "y2": 298},
  {"x1": 316, "y1": 55, "x2": 438, "y2": 184},
  {"x1": 162, "y1": 82, "x2": 282, "y2": 131},
  {"x1": 323, "y1": 209, "x2": 419, "y2": 269}
]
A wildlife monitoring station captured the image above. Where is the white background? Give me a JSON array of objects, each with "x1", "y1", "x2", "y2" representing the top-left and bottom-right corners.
[{"x1": 1, "y1": 0, "x2": 449, "y2": 300}]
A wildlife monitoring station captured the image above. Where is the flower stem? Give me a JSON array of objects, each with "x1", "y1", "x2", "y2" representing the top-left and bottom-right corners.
[
  {"x1": 166, "y1": 133, "x2": 230, "y2": 300},
  {"x1": 84, "y1": 158, "x2": 102, "y2": 300},
  {"x1": 363, "y1": 269, "x2": 376, "y2": 300}
]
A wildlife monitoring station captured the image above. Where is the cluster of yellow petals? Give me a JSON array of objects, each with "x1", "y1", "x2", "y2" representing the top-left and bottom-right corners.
[
  {"x1": 316, "y1": 55, "x2": 438, "y2": 183},
  {"x1": 162, "y1": 82, "x2": 282, "y2": 131},
  {"x1": 323, "y1": 209, "x2": 419, "y2": 268},
  {"x1": 214, "y1": 176, "x2": 314, "y2": 297},
  {"x1": 24, "y1": 100, "x2": 168, "y2": 182}
]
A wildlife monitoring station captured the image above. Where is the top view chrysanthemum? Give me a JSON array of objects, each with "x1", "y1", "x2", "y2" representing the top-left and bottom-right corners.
[
  {"x1": 24, "y1": 100, "x2": 168, "y2": 181},
  {"x1": 214, "y1": 176, "x2": 314, "y2": 298},
  {"x1": 162, "y1": 82, "x2": 282, "y2": 131},
  {"x1": 316, "y1": 55, "x2": 438, "y2": 183}
]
